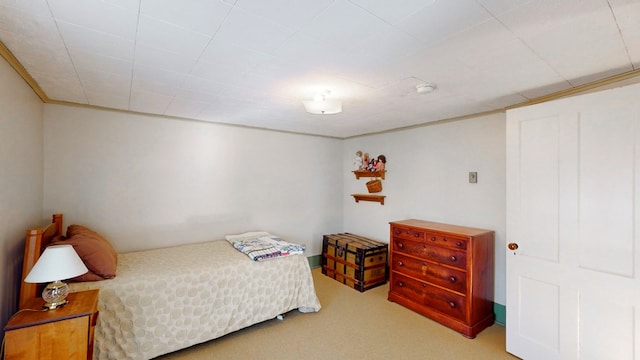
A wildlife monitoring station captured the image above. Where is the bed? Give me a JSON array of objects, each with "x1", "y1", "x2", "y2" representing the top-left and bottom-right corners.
[{"x1": 19, "y1": 214, "x2": 321, "y2": 360}]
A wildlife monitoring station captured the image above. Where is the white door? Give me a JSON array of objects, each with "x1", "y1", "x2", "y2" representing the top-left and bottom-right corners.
[{"x1": 506, "y1": 84, "x2": 640, "y2": 360}]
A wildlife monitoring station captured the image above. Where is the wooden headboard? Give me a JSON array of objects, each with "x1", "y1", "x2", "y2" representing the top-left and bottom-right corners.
[{"x1": 19, "y1": 213, "x2": 64, "y2": 309}]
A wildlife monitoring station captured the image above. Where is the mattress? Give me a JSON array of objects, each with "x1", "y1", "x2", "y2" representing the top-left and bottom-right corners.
[{"x1": 69, "y1": 240, "x2": 321, "y2": 359}]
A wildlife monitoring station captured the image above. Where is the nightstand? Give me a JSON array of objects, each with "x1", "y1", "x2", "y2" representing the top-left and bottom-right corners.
[{"x1": 4, "y1": 289, "x2": 99, "y2": 360}]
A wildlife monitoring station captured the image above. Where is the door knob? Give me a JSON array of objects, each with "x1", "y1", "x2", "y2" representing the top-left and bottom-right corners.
[{"x1": 508, "y1": 243, "x2": 519, "y2": 250}]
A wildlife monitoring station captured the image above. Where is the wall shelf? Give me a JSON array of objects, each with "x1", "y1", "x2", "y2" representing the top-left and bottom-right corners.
[
  {"x1": 351, "y1": 194, "x2": 385, "y2": 205},
  {"x1": 352, "y1": 170, "x2": 386, "y2": 180}
]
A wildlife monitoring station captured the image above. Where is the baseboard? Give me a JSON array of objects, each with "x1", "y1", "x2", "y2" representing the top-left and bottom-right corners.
[
  {"x1": 308, "y1": 254, "x2": 322, "y2": 269},
  {"x1": 308, "y1": 254, "x2": 507, "y2": 326},
  {"x1": 494, "y1": 303, "x2": 506, "y2": 326}
]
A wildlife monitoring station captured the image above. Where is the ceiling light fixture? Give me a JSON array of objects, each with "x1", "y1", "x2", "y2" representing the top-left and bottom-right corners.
[
  {"x1": 416, "y1": 83, "x2": 436, "y2": 94},
  {"x1": 303, "y1": 89, "x2": 342, "y2": 115}
]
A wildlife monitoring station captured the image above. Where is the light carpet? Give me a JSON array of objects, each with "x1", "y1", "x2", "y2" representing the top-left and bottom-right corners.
[{"x1": 157, "y1": 268, "x2": 520, "y2": 360}]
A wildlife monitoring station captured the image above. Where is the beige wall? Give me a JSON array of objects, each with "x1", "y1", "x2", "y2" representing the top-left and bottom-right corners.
[
  {"x1": 43, "y1": 104, "x2": 344, "y2": 254},
  {"x1": 0, "y1": 57, "x2": 44, "y2": 333},
  {"x1": 343, "y1": 113, "x2": 507, "y2": 305}
]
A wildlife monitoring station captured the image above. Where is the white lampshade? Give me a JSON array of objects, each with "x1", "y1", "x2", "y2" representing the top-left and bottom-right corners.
[{"x1": 25, "y1": 244, "x2": 88, "y2": 283}]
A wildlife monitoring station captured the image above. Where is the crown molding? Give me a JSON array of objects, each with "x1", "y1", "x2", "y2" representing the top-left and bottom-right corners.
[
  {"x1": 0, "y1": 41, "x2": 49, "y2": 102},
  {"x1": 506, "y1": 68, "x2": 640, "y2": 110}
]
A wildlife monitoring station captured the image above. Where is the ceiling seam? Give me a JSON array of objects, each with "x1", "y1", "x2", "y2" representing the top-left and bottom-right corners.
[
  {"x1": 186, "y1": 8, "x2": 235, "y2": 121},
  {"x1": 128, "y1": 1, "x2": 143, "y2": 111},
  {"x1": 155, "y1": 2, "x2": 237, "y2": 120},
  {"x1": 607, "y1": 0, "x2": 635, "y2": 71},
  {"x1": 477, "y1": 2, "x2": 572, "y2": 95},
  {"x1": 338, "y1": 1, "x2": 429, "y2": 93},
  {"x1": 44, "y1": 0, "x2": 90, "y2": 105}
]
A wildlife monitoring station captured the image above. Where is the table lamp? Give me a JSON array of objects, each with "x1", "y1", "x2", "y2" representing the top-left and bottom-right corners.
[{"x1": 24, "y1": 244, "x2": 88, "y2": 309}]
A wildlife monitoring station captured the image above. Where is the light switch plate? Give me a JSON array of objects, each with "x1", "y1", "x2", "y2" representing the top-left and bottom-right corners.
[{"x1": 469, "y1": 172, "x2": 477, "y2": 183}]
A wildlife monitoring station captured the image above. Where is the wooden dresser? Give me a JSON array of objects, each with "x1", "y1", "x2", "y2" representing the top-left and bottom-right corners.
[{"x1": 388, "y1": 219, "x2": 494, "y2": 338}]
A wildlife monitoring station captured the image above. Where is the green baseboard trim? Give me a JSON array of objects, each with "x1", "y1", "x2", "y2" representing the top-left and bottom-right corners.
[
  {"x1": 308, "y1": 254, "x2": 322, "y2": 269},
  {"x1": 494, "y1": 303, "x2": 506, "y2": 326}
]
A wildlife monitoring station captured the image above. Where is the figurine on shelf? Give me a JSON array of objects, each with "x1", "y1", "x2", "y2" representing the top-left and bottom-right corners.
[
  {"x1": 353, "y1": 150, "x2": 363, "y2": 171},
  {"x1": 362, "y1": 153, "x2": 370, "y2": 170},
  {"x1": 375, "y1": 154, "x2": 386, "y2": 171},
  {"x1": 367, "y1": 156, "x2": 377, "y2": 171}
]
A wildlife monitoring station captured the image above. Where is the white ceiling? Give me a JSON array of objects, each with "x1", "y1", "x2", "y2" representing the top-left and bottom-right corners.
[{"x1": 0, "y1": 0, "x2": 639, "y2": 138}]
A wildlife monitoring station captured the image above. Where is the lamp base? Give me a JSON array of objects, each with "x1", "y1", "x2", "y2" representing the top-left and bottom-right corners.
[
  {"x1": 42, "y1": 280, "x2": 70, "y2": 310},
  {"x1": 43, "y1": 299, "x2": 68, "y2": 310}
]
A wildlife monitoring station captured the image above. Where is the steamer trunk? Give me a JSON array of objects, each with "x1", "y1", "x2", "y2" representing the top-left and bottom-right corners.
[{"x1": 322, "y1": 233, "x2": 388, "y2": 292}]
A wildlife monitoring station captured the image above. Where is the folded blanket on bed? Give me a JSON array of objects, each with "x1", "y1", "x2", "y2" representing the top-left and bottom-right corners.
[{"x1": 225, "y1": 231, "x2": 306, "y2": 261}]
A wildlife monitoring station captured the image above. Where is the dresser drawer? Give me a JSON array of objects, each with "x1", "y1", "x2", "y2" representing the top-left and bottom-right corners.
[
  {"x1": 391, "y1": 253, "x2": 467, "y2": 294},
  {"x1": 391, "y1": 225, "x2": 425, "y2": 241},
  {"x1": 392, "y1": 225, "x2": 468, "y2": 251},
  {"x1": 392, "y1": 238, "x2": 467, "y2": 270},
  {"x1": 390, "y1": 273, "x2": 466, "y2": 322},
  {"x1": 423, "y1": 232, "x2": 467, "y2": 251}
]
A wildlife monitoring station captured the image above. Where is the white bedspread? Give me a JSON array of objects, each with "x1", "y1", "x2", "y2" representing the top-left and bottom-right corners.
[{"x1": 69, "y1": 240, "x2": 321, "y2": 360}]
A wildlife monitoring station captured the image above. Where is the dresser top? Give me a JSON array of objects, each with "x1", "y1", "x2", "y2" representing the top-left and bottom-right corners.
[{"x1": 390, "y1": 219, "x2": 494, "y2": 237}]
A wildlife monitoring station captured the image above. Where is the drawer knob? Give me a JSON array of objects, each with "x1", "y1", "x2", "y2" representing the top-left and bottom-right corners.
[
  {"x1": 430, "y1": 236, "x2": 436, "y2": 241},
  {"x1": 414, "y1": 233, "x2": 420, "y2": 238},
  {"x1": 449, "y1": 276, "x2": 456, "y2": 283},
  {"x1": 422, "y1": 283, "x2": 427, "y2": 288},
  {"x1": 449, "y1": 301, "x2": 456, "y2": 308},
  {"x1": 456, "y1": 241, "x2": 463, "y2": 247},
  {"x1": 398, "y1": 281, "x2": 404, "y2": 287},
  {"x1": 395, "y1": 229, "x2": 401, "y2": 235},
  {"x1": 398, "y1": 260, "x2": 404, "y2": 266},
  {"x1": 398, "y1": 242, "x2": 404, "y2": 248},
  {"x1": 450, "y1": 256, "x2": 457, "y2": 262}
]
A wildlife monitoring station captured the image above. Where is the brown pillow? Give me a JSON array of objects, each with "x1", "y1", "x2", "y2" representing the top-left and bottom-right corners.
[
  {"x1": 71, "y1": 270, "x2": 106, "y2": 282},
  {"x1": 46, "y1": 234, "x2": 101, "y2": 281},
  {"x1": 51, "y1": 224, "x2": 118, "y2": 281}
]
